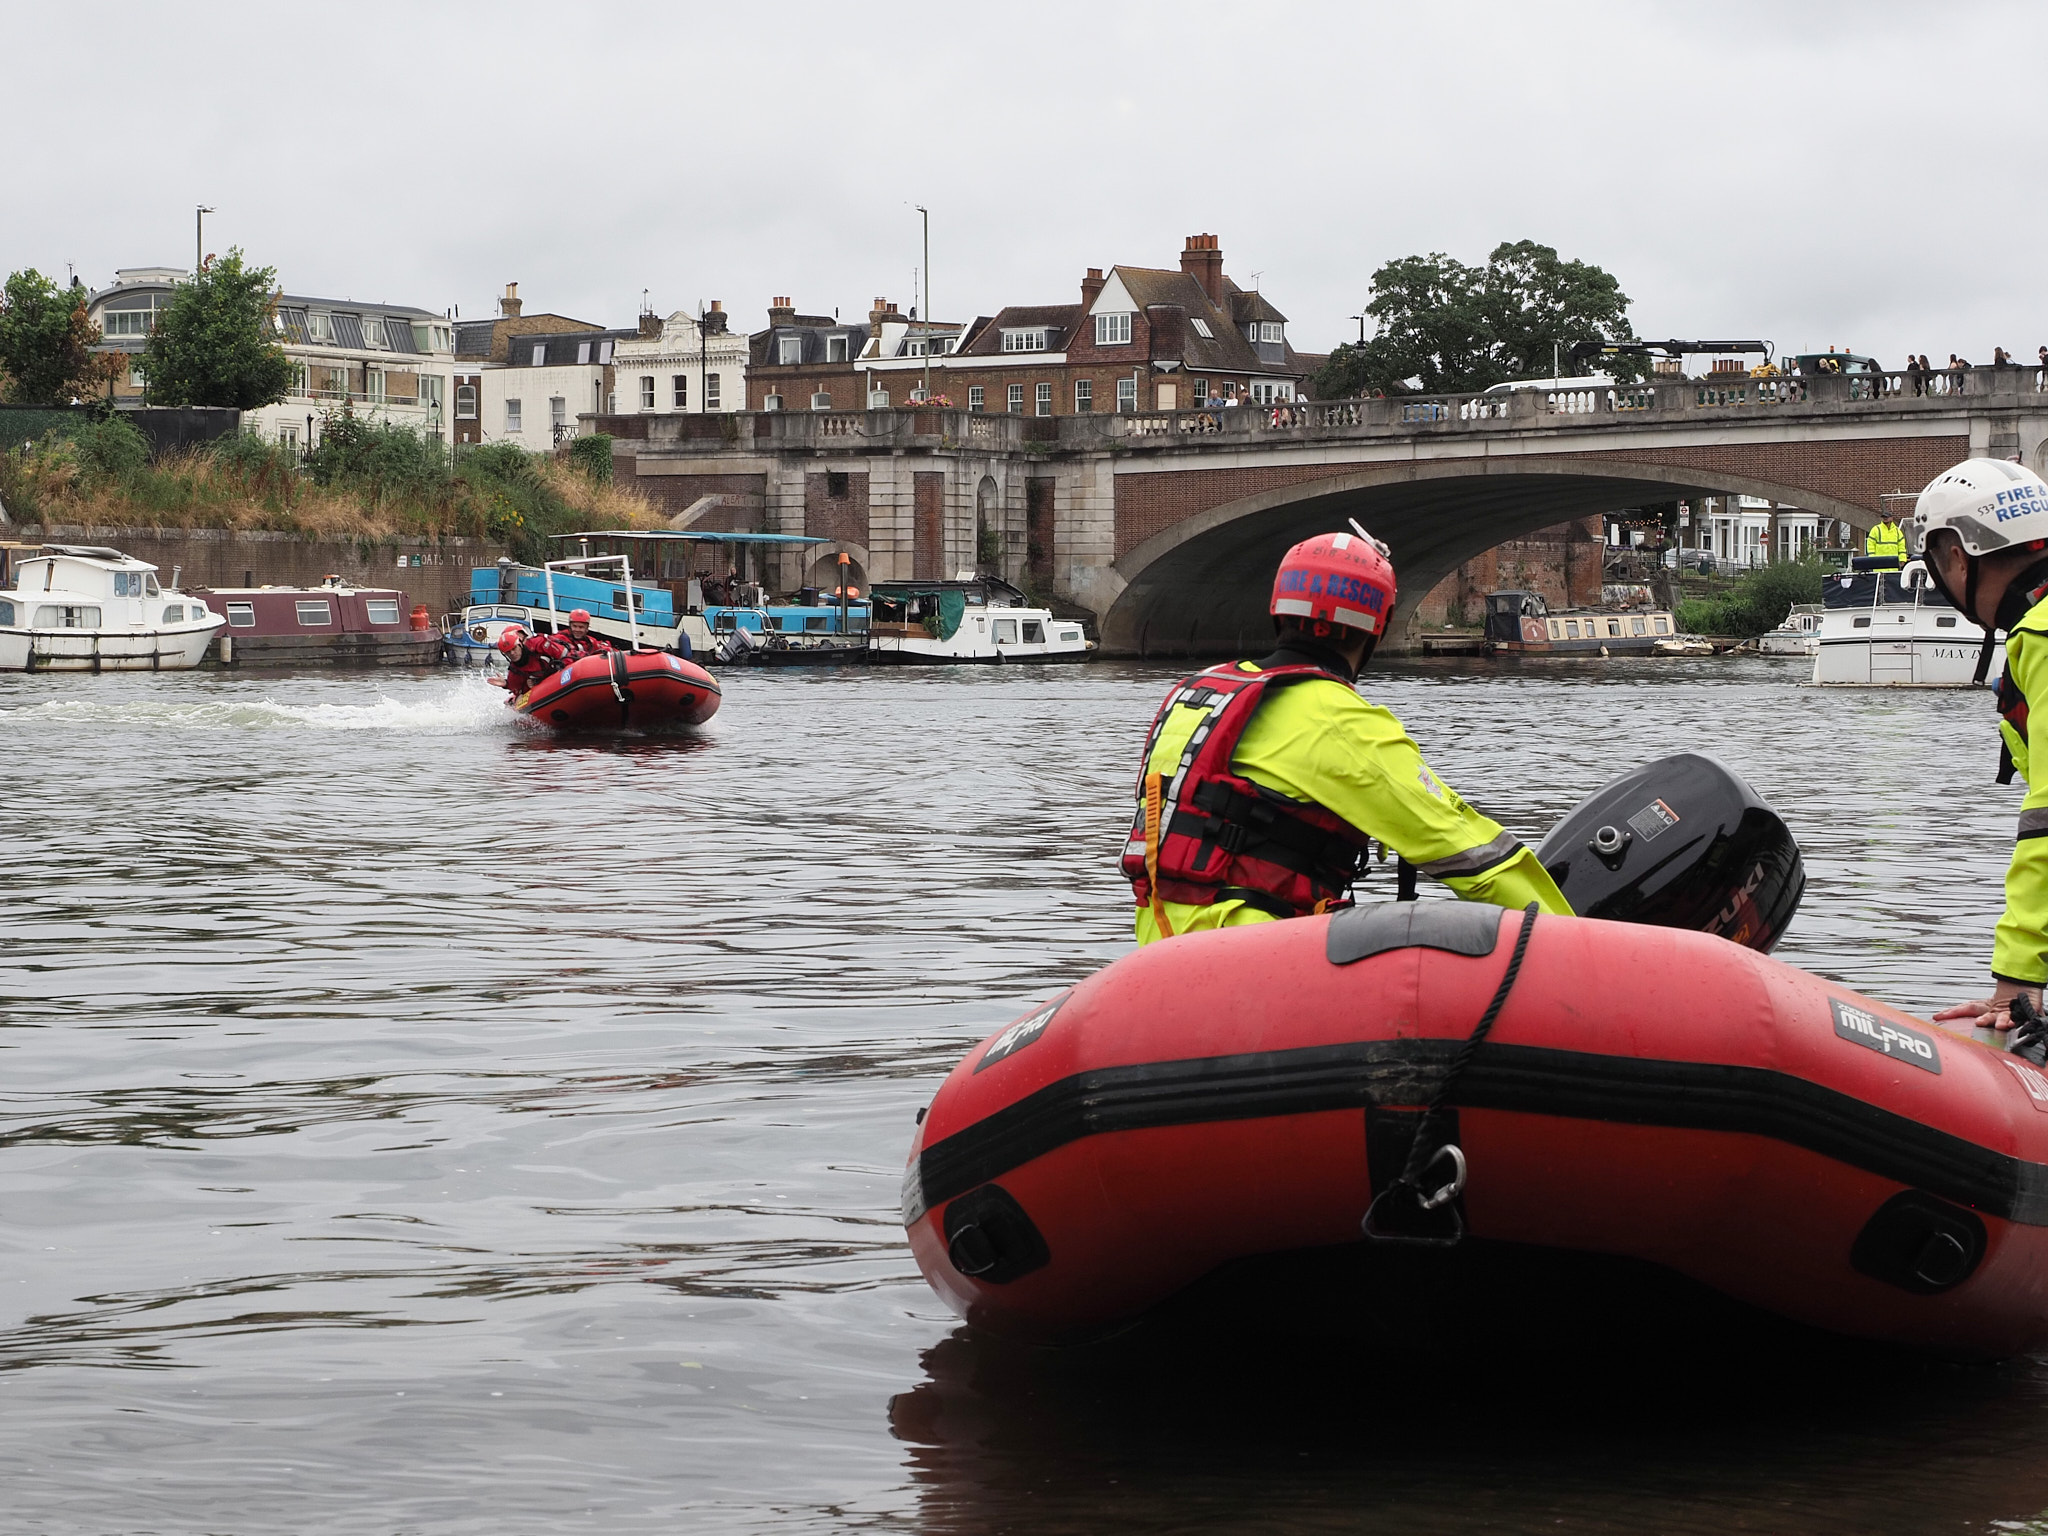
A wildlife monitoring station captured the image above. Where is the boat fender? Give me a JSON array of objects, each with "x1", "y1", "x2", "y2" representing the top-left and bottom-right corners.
[{"x1": 1361, "y1": 903, "x2": 1539, "y2": 1247}]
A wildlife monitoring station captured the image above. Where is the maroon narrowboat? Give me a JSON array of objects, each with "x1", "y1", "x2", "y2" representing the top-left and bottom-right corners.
[{"x1": 188, "y1": 581, "x2": 441, "y2": 666}]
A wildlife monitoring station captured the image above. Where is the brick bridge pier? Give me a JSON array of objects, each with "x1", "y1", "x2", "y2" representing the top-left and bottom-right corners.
[{"x1": 602, "y1": 367, "x2": 2048, "y2": 654}]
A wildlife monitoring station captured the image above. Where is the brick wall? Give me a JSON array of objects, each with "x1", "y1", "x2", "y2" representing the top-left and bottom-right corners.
[
  {"x1": 914, "y1": 472, "x2": 944, "y2": 578},
  {"x1": 615, "y1": 465, "x2": 765, "y2": 531},
  {"x1": 1412, "y1": 517, "x2": 1606, "y2": 627},
  {"x1": 805, "y1": 471, "x2": 870, "y2": 546}
]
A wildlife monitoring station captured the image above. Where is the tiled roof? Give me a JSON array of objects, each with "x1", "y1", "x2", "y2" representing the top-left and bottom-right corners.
[
  {"x1": 957, "y1": 304, "x2": 1083, "y2": 356},
  {"x1": 748, "y1": 324, "x2": 871, "y2": 367},
  {"x1": 1227, "y1": 285, "x2": 1288, "y2": 325},
  {"x1": 1103, "y1": 267, "x2": 1265, "y2": 374},
  {"x1": 504, "y1": 330, "x2": 637, "y2": 367}
]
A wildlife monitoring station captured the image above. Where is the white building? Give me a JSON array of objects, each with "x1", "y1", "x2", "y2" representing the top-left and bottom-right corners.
[
  {"x1": 86, "y1": 268, "x2": 455, "y2": 451},
  {"x1": 609, "y1": 303, "x2": 748, "y2": 417},
  {"x1": 1684, "y1": 495, "x2": 1822, "y2": 568},
  {"x1": 471, "y1": 329, "x2": 633, "y2": 451}
]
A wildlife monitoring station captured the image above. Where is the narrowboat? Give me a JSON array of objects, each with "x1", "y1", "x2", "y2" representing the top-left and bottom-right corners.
[
  {"x1": 0, "y1": 544, "x2": 222, "y2": 671},
  {"x1": 1811, "y1": 558, "x2": 1997, "y2": 687},
  {"x1": 189, "y1": 578, "x2": 440, "y2": 666},
  {"x1": 1483, "y1": 590, "x2": 1678, "y2": 655},
  {"x1": 867, "y1": 576, "x2": 1090, "y2": 664}
]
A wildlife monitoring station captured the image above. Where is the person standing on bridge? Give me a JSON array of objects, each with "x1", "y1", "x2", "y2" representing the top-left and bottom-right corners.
[
  {"x1": 1864, "y1": 506, "x2": 1908, "y2": 566},
  {"x1": 1121, "y1": 526, "x2": 1572, "y2": 946},
  {"x1": 1907, "y1": 461, "x2": 2048, "y2": 1034}
]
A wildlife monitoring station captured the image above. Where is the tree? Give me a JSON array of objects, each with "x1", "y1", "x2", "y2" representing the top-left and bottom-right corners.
[
  {"x1": 141, "y1": 248, "x2": 294, "y2": 410},
  {"x1": 1330, "y1": 241, "x2": 1638, "y2": 396},
  {"x1": 0, "y1": 269, "x2": 123, "y2": 404}
]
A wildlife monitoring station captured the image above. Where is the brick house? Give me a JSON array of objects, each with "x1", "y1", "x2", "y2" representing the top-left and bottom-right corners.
[
  {"x1": 746, "y1": 298, "x2": 966, "y2": 411},
  {"x1": 452, "y1": 283, "x2": 604, "y2": 446}
]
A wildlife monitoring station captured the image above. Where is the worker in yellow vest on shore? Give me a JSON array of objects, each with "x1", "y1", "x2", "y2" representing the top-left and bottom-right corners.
[
  {"x1": 1121, "y1": 525, "x2": 1572, "y2": 945},
  {"x1": 1865, "y1": 508, "x2": 1908, "y2": 565}
]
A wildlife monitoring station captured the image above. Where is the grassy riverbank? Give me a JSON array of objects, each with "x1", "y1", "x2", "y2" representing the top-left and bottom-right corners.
[{"x1": 0, "y1": 415, "x2": 658, "y2": 561}]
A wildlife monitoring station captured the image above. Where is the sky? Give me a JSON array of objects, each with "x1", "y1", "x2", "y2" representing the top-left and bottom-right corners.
[{"x1": 7, "y1": 1, "x2": 2044, "y2": 366}]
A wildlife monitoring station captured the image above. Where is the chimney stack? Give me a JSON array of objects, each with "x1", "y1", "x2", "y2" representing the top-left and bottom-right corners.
[
  {"x1": 703, "y1": 299, "x2": 728, "y2": 335},
  {"x1": 869, "y1": 296, "x2": 893, "y2": 339},
  {"x1": 1180, "y1": 235, "x2": 1224, "y2": 306},
  {"x1": 1080, "y1": 266, "x2": 1106, "y2": 310},
  {"x1": 767, "y1": 296, "x2": 796, "y2": 328},
  {"x1": 500, "y1": 281, "x2": 522, "y2": 318},
  {"x1": 638, "y1": 310, "x2": 662, "y2": 338}
]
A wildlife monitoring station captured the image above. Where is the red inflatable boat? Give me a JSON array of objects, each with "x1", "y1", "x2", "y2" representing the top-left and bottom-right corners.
[
  {"x1": 513, "y1": 649, "x2": 720, "y2": 731},
  {"x1": 906, "y1": 903, "x2": 2048, "y2": 1358}
]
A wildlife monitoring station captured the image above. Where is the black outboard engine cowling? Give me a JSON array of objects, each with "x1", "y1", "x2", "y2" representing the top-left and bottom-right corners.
[{"x1": 1535, "y1": 752, "x2": 1804, "y2": 953}]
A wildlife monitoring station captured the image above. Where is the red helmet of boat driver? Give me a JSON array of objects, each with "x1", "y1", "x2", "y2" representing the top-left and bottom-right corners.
[
  {"x1": 1270, "y1": 523, "x2": 1396, "y2": 637},
  {"x1": 568, "y1": 608, "x2": 592, "y2": 625},
  {"x1": 496, "y1": 625, "x2": 528, "y2": 655}
]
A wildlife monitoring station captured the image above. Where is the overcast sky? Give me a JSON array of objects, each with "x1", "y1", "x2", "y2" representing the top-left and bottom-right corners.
[{"x1": 8, "y1": 1, "x2": 2043, "y2": 365}]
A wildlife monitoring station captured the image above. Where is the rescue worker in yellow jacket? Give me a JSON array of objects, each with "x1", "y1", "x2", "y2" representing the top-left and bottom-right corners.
[
  {"x1": 1865, "y1": 508, "x2": 1908, "y2": 565},
  {"x1": 1124, "y1": 525, "x2": 1572, "y2": 945},
  {"x1": 1912, "y1": 461, "x2": 2048, "y2": 1031}
]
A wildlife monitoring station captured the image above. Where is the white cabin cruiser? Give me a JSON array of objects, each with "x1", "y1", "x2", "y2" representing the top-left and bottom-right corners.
[
  {"x1": 1758, "y1": 603, "x2": 1823, "y2": 656},
  {"x1": 867, "y1": 575, "x2": 1090, "y2": 664},
  {"x1": 0, "y1": 545, "x2": 223, "y2": 671},
  {"x1": 1811, "y1": 558, "x2": 1998, "y2": 687}
]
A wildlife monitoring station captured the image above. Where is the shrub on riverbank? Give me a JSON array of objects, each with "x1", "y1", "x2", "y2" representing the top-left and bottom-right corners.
[
  {"x1": 1675, "y1": 558, "x2": 1826, "y2": 637},
  {"x1": 0, "y1": 415, "x2": 656, "y2": 560}
]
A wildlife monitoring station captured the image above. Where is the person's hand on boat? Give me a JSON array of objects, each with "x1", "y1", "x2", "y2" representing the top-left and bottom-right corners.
[{"x1": 1933, "y1": 980, "x2": 2043, "y2": 1032}]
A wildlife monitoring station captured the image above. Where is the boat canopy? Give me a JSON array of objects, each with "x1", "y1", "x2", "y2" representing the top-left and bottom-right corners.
[
  {"x1": 872, "y1": 585, "x2": 967, "y2": 639},
  {"x1": 1823, "y1": 568, "x2": 1948, "y2": 609},
  {"x1": 547, "y1": 530, "x2": 829, "y2": 546}
]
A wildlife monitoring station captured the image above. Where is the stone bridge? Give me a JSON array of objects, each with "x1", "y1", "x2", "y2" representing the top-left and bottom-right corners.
[{"x1": 602, "y1": 366, "x2": 2048, "y2": 653}]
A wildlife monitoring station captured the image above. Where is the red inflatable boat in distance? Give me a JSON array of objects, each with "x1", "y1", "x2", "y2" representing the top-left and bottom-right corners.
[{"x1": 513, "y1": 649, "x2": 720, "y2": 731}]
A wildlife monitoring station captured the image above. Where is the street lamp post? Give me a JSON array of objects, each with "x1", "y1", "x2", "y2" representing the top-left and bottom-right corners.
[
  {"x1": 196, "y1": 206, "x2": 214, "y2": 273},
  {"x1": 915, "y1": 205, "x2": 930, "y2": 402}
]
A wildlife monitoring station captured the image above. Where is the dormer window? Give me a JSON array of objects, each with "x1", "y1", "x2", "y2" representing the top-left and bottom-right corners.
[
  {"x1": 779, "y1": 335, "x2": 803, "y2": 365},
  {"x1": 1260, "y1": 322, "x2": 1283, "y2": 343},
  {"x1": 1094, "y1": 312, "x2": 1132, "y2": 345},
  {"x1": 827, "y1": 335, "x2": 848, "y2": 363},
  {"x1": 1002, "y1": 328, "x2": 1048, "y2": 352}
]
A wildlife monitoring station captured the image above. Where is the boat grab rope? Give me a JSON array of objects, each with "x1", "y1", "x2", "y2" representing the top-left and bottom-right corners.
[{"x1": 1362, "y1": 901, "x2": 1540, "y2": 1246}]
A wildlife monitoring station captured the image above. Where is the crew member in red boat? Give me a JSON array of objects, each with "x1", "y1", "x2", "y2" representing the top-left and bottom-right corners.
[
  {"x1": 490, "y1": 626, "x2": 568, "y2": 702},
  {"x1": 1123, "y1": 524, "x2": 1571, "y2": 945},
  {"x1": 555, "y1": 608, "x2": 615, "y2": 662}
]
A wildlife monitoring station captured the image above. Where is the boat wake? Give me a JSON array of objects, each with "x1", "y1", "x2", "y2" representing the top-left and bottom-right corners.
[{"x1": 0, "y1": 676, "x2": 514, "y2": 734}]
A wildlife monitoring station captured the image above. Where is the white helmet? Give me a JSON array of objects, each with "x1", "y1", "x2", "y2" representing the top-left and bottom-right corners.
[{"x1": 1906, "y1": 458, "x2": 2048, "y2": 559}]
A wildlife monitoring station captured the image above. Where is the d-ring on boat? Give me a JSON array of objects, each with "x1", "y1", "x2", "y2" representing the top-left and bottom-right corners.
[{"x1": 905, "y1": 755, "x2": 2048, "y2": 1358}]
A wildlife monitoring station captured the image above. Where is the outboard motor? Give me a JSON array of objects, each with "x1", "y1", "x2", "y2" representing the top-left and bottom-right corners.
[{"x1": 1535, "y1": 752, "x2": 1804, "y2": 953}]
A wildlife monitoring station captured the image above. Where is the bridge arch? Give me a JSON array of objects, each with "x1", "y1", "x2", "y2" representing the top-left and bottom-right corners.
[{"x1": 1101, "y1": 457, "x2": 1877, "y2": 656}]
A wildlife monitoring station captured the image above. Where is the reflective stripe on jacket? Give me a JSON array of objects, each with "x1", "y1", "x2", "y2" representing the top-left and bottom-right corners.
[
  {"x1": 1996, "y1": 588, "x2": 2048, "y2": 982},
  {"x1": 1130, "y1": 659, "x2": 1571, "y2": 945},
  {"x1": 1865, "y1": 521, "x2": 1907, "y2": 563}
]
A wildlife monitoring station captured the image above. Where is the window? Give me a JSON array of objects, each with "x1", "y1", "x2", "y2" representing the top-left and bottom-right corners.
[
  {"x1": 764, "y1": 393, "x2": 783, "y2": 411},
  {"x1": 606, "y1": 391, "x2": 616, "y2": 413},
  {"x1": 597, "y1": 340, "x2": 614, "y2": 364},
  {"x1": 505, "y1": 399, "x2": 522, "y2": 432},
  {"x1": 992, "y1": 618, "x2": 1018, "y2": 644},
  {"x1": 296, "y1": 600, "x2": 334, "y2": 626},
  {"x1": 365, "y1": 599, "x2": 401, "y2": 625},
  {"x1": 226, "y1": 602, "x2": 255, "y2": 628},
  {"x1": 456, "y1": 383, "x2": 476, "y2": 419},
  {"x1": 157, "y1": 604, "x2": 180, "y2": 623},
  {"x1": 1653, "y1": 617, "x2": 1671, "y2": 634},
  {"x1": 1035, "y1": 382, "x2": 1052, "y2": 416},
  {"x1": 421, "y1": 376, "x2": 443, "y2": 413},
  {"x1": 1190, "y1": 318, "x2": 1214, "y2": 340},
  {"x1": 577, "y1": 341, "x2": 592, "y2": 364},
  {"x1": 705, "y1": 373, "x2": 719, "y2": 410},
  {"x1": 1022, "y1": 620, "x2": 1044, "y2": 643},
  {"x1": 827, "y1": 335, "x2": 849, "y2": 362},
  {"x1": 113, "y1": 571, "x2": 144, "y2": 597},
  {"x1": 640, "y1": 376, "x2": 655, "y2": 410},
  {"x1": 1074, "y1": 379, "x2": 1092, "y2": 413},
  {"x1": 1007, "y1": 383, "x2": 1024, "y2": 413},
  {"x1": 531, "y1": 344, "x2": 546, "y2": 366},
  {"x1": 128, "y1": 362, "x2": 146, "y2": 388},
  {"x1": 811, "y1": 391, "x2": 832, "y2": 410},
  {"x1": 1564, "y1": 620, "x2": 1580, "y2": 638},
  {"x1": 1631, "y1": 618, "x2": 1647, "y2": 636},
  {"x1": 550, "y1": 397, "x2": 566, "y2": 430},
  {"x1": 1094, "y1": 312, "x2": 1132, "y2": 345},
  {"x1": 805, "y1": 616, "x2": 829, "y2": 633},
  {"x1": 1261, "y1": 322, "x2": 1284, "y2": 343},
  {"x1": 36, "y1": 605, "x2": 102, "y2": 627},
  {"x1": 673, "y1": 375, "x2": 688, "y2": 409},
  {"x1": 779, "y1": 335, "x2": 802, "y2": 365},
  {"x1": 1852, "y1": 616, "x2": 1872, "y2": 628},
  {"x1": 1251, "y1": 381, "x2": 1278, "y2": 404},
  {"x1": 1190, "y1": 378, "x2": 1208, "y2": 403},
  {"x1": 1002, "y1": 328, "x2": 1048, "y2": 352},
  {"x1": 366, "y1": 369, "x2": 386, "y2": 402},
  {"x1": 0, "y1": 600, "x2": 13, "y2": 625},
  {"x1": 103, "y1": 309, "x2": 154, "y2": 336},
  {"x1": 1117, "y1": 377, "x2": 1137, "y2": 412},
  {"x1": 278, "y1": 425, "x2": 298, "y2": 449},
  {"x1": 827, "y1": 471, "x2": 849, "y2": 498},
  {"x1": 309, "y1": 312, "x2": 333, "y2": 341}
]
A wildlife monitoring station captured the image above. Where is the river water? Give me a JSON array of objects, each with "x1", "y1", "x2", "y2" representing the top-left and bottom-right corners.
[{"x1": 4, "y1": 655, "x2": 2046, "y2": 1534}]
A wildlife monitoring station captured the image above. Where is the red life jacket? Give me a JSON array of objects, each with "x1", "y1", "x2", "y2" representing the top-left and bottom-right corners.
[
  {"x1": 506, "y1": 636, "x2": 569, "y2": 698},
  {"x1": 1121, "y1": 662, "x2": 1375, "y2": 932}
]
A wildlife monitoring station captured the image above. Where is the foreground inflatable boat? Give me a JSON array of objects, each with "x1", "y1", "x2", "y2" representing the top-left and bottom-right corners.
[
  {"x1": 514, "y1": 649, "x2": 720, "y2": 731},
  {"x1": 905, "y1": 756, "x2": 2048, "y2": 1358}
]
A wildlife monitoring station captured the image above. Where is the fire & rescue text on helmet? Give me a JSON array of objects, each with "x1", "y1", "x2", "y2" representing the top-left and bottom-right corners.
[
  {"x1": 1123, "y1": 524, "x2": 1572, "y2": 944},
  {"x1": 1911, "y1": 459, "x2": 2048, "y2": 1032}
]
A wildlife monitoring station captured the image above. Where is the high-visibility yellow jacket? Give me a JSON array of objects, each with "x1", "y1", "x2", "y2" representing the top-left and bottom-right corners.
[
  {"x1": 1865, "y1": 520, "x2": 1907, "y2": 563},
  {"x1": 1995, "y1": 590, "x2": 2048, "y2": 983},
  {"x1": 1134, "y1": 663, "x2": 1572, "y2": 944}
]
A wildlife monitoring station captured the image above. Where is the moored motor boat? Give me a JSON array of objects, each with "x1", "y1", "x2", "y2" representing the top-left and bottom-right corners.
[
  {"x1": 512, "y1": 649, "x2": 721, "y2": 730},
  {"x1": 905, "y1": 757, "x2": 2048, "y2": 1359}
]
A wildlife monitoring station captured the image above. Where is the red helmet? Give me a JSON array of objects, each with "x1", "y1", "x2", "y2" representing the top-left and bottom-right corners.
[
  {"x1": 496, "y1": 625, "x2": 529, "y2": 655},
  {"x1": 568, "y1": 608, "x2": 592, "y2": 624},
  {"x1": 1270, "y1": 526, "x2": 1396, "y2": 635}
]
